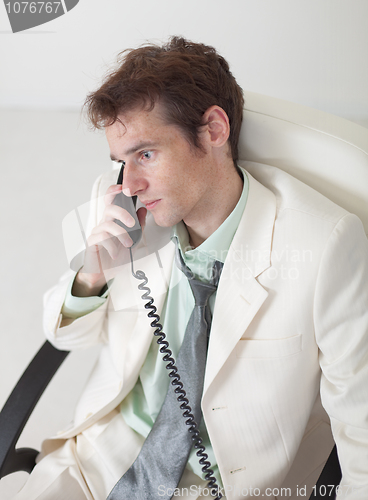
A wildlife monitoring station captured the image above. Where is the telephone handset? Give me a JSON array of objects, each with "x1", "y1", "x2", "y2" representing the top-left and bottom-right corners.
[
  {"x1": 112, "y1": 164, "x2": 142, "y2": 247},
  {"x1": 113, "y1": 165, "x2": 222, "y2": 500}
]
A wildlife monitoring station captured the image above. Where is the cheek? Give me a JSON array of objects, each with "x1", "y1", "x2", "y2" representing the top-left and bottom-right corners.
[
  {"x1": 157, "y1": 151, "x2": 205, "y2": 203},
  {"x1": 159, "y1": 170, "x2": 186, "y2": 199}
]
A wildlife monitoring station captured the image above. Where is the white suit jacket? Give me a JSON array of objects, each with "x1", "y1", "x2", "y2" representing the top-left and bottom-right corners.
[{"x1": 43, "y1": 162, "x2": 368, "y2": 499}]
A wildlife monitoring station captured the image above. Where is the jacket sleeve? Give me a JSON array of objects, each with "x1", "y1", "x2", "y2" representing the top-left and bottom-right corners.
[
  {"x1": 314, "y1": 213, "x2": 368, "y2": 499},
  {"x1": 43, "y1": 173, "x2": 110, "y2": 350}
]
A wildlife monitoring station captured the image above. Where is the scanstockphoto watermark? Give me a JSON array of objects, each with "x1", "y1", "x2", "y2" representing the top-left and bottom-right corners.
[
  {"x1": 157, "y1": 484, "x2": 310, "y2": 497},
  {"x1": 157, "y1": 483, "x2": 358, "y2": 497},
  {"x1": 61, "y1": 198, "x2": 315, "y2": 312},
  {"x1": 3, "y1": 0, "x2": 80, "y2": 33},
  {"x1": 62, "y1": 198, "x2": 313, "y2": 275},
  {"x1": 181, "y1": 244, "x2": 313, "y2": 268}
]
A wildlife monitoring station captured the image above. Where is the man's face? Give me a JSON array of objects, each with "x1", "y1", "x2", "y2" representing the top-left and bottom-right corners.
[{"x1": 106, "y1": 103, "x2": 215, "y2": 229}]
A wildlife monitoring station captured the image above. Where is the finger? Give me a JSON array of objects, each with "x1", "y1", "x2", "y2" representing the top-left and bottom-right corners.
[
  {"x1": 87, "y1": 231, "x2": 121, "y2": 259},
  {"x1": 104, "y1": 184, "x2": 123, "y2": 206},
  {"x1": 82, "y1": 241, "x2": 115, "y2": 275},
  {"x1": 91, "y1": 221, "x2": 133, "y2": 248},
  {"x1": 102, "y1": 204, "x2": 136, "y2": 227}
]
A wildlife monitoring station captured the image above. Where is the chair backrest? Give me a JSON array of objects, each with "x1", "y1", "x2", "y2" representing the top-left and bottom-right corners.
[{"x1": 238, "y1": 91, "x2": 368, "y2": 235}]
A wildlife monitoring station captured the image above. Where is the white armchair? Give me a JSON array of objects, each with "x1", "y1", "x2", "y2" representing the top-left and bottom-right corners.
[{"x1": 239, "y1": 92, "x2": 368, "y2": 235}]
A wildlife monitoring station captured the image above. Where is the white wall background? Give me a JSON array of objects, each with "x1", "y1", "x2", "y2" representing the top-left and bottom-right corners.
[
  {"x1": 0, "y1": 0, "x2": 367, "y2": 497},
  {"x1": 1, "y1": 0, "x2": 368, "y2": 121}
]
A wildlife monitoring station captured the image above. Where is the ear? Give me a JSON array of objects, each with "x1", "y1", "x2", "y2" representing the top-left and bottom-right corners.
[{"x1": 202, "y1": 105, "x2": 230, "y2": 148}]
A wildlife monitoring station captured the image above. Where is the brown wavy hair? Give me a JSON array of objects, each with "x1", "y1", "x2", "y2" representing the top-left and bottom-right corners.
[{"x1": 84, "y1": 36, "x2": 244, "y2": 162}]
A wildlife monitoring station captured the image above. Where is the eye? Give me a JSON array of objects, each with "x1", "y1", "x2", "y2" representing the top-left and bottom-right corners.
[{"x1": 141, "y1": 151, "x2": 152, "y2": 160}]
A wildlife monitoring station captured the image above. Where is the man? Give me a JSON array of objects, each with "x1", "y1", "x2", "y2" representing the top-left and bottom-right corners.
[{"x1": 15, "y1": 37, "x2": 368, "y2": 500}]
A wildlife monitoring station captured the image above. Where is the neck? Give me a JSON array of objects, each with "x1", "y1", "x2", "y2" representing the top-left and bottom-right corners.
[{"x1": 185, "y1": 165, "x2": 243, "y2": 248}]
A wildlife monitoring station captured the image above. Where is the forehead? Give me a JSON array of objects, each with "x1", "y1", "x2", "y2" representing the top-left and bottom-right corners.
[
  {"x1": 107, "y1": 103, "x2": 169, "y2": 140},
  {"x1": 105, "y1": 103, "x2": 186, "y2": 158}
]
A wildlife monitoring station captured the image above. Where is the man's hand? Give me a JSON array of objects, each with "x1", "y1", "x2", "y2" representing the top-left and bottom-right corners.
[{"x1": 72, "y1": 184, "x2": 147, "y2": 297}]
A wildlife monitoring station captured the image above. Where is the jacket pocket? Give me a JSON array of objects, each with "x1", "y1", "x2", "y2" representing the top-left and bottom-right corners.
[{"x1": 235, "y1": 335, "x2": 302, "y2": 359}]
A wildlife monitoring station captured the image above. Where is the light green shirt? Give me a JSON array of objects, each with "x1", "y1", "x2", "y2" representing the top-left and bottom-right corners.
[
  {"x1": 62, "y1": 167, "x2": 249, "y2": 481},
  {"x1": 62, "y1": 281, "x2": 109, "y2": 318}
]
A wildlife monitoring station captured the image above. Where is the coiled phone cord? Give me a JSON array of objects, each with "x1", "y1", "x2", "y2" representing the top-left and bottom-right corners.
[{"x1": 129, "y1": 248, "x2": 223, "y2": 500}]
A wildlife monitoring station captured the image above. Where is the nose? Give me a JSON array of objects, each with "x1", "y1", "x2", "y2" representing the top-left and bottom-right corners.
[{"x1": 122, "y1": 163, "x2": 147, "y2": 197}]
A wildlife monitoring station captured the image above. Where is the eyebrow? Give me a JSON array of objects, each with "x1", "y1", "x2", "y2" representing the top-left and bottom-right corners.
[{"x1": 110, "y1": 141, "x2": 159, "y2": 162}]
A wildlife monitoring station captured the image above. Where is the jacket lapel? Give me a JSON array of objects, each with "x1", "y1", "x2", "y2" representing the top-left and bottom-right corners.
[{"x1": 203, "y1": 172, "x2": 277, "y2": 396}]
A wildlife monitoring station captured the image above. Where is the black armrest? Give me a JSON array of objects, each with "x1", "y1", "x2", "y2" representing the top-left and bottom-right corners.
[
  {"x1": 308, "y1": 445, "x2": 342, "y2": 500},
  {"x1": 0, "y1": 341, "x2": 69, "y2": 478}
]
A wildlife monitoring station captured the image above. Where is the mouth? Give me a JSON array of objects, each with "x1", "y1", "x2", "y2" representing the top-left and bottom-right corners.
[{"x1": 143, "y1": 199, "x2": 160, "y2": 210}]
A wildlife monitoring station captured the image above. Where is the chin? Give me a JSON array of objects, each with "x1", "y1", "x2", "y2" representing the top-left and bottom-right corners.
[
  {"x1": 151, "y1": 211, "x2": 182, "y2": 228},
  {"x1": 152, "y1": 218, "x2": 176, "y2": 228}
]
